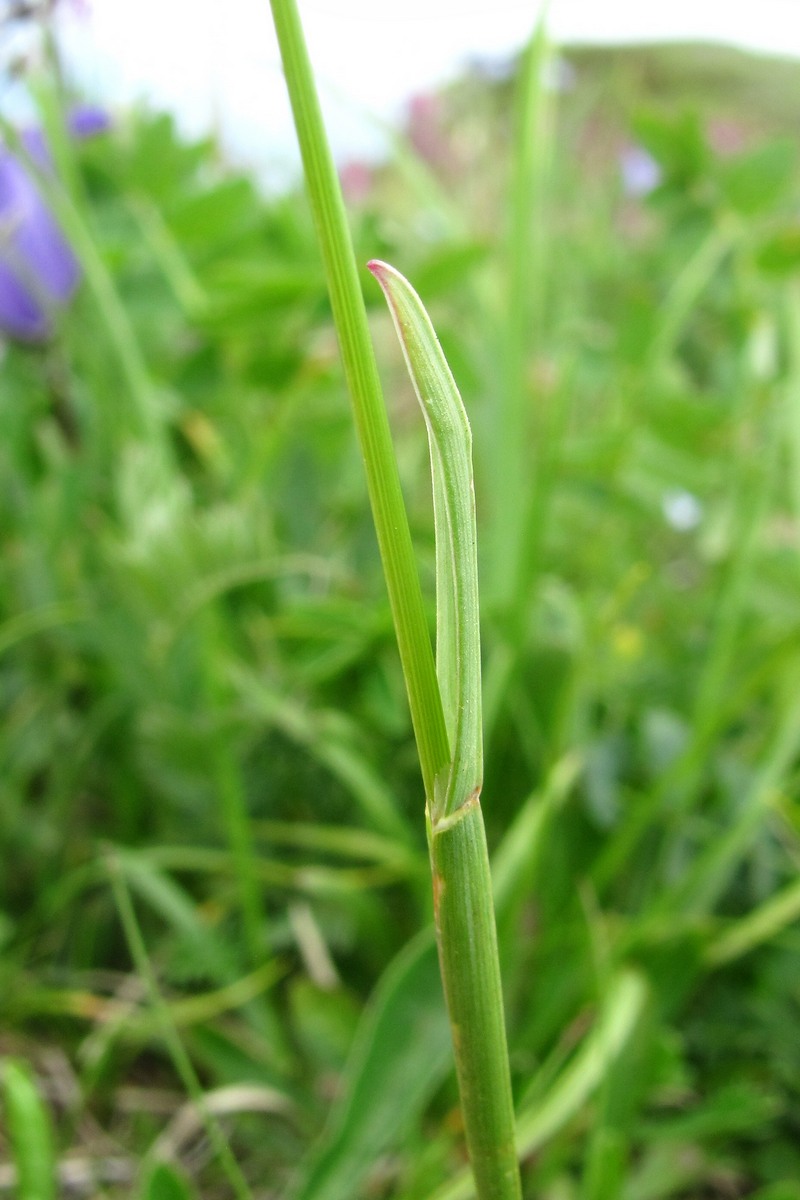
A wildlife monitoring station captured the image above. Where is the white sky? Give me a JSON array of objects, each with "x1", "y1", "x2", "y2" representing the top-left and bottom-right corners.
[{"x1": 56, "y1": 0, "x2": 800, "y2": 180}]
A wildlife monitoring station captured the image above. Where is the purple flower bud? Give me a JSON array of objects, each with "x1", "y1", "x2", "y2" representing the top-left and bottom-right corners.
[
  {"x1": 0, "y1": 105, "x2": 108, "y2": 343},
  {"x1": 67, "y1": 104, "x2": 111, "y2": 140}
]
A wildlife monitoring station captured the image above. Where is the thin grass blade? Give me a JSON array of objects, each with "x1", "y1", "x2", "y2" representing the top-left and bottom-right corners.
[
  {"x1": 1, "y1": 1059, "x2": 57, "y2": 1200},
  {"x1": 268, "y1": 0, "x2": 449, "y2": 802}
]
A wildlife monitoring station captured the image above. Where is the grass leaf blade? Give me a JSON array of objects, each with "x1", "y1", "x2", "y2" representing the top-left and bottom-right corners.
[{"x1": 368, "y1": 259, "x2": 481, "y2": 820}]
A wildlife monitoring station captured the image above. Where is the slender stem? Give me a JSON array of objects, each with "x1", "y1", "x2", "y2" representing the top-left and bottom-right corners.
[
  {"x1": 428, "y1": 971, "x2": 647, "y2": 1200},
  {"x1": 268, "y1": 0, "x2": 449, "y2": 801},
  {"x1": 429, "y1": 799, "x2": 521, "y2": 1200}
]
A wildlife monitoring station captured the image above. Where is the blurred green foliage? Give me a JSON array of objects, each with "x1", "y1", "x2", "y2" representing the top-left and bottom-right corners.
[{"x1": 3, "y1": 34, "x2": 800, "y2": 1200}]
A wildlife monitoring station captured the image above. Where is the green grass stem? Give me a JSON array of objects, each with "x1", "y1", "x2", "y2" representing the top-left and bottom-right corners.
[
  {"x1": 369, "y1": 262, "x2": 520, "y2": 1196},
  {"x1": 268, "y1": 4, "x2": 521, "y2": 1188},
  {"x1": 429, "y1": 800, "x2": 521, "y2": 1199},
  {"x1": 428, "y1": 970, "x2": 648, "y2": 1200}
]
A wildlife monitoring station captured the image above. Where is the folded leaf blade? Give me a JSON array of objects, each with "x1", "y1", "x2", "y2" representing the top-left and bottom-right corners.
[{"x1": 368, "y1": 259, "x2": 482, "y2": 820}]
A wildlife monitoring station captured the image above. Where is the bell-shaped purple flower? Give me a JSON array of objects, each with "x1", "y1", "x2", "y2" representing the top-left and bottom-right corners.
[
  {"x1": 0, "y1": 105, "x2": 109, "y2": 343},
  {"x1": 0, "y1": 150, "x2": 80, "y2": 341}
]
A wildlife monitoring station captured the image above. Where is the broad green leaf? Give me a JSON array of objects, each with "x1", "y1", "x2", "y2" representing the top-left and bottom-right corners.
[
  {"x1": 287, "y1": 978, "x2": 361, "y2": 1073},
  {"x1": 756, "y1": 224, "x2": 800, "y2": 275},
  {"x1": 719, "y1": 139, "x2": 795, "y2": 216},
  {"x1": 632, "y1": 108, "x2": 709, "y2": 186},
  {"x1": 295, "y1": 932, "x2": 450, "y2": 1200},
  {"x1": 140, "y1": 1162, "x2": 196, "y2": 1200}
]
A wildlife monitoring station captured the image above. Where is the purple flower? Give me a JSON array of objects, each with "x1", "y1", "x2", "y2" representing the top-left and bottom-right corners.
[
  {"x1": 0, "y1": 105, "x2": 109, "y2": 343},
  {"x1": 21, "y1": 104, "x2": 110, "y2": 172},
  {"x1": 620, "y1": 145, "x2": 661, "y2": 198},
  {"x1": 67, "y1": 104, "x2": 111, "y2": 141}
]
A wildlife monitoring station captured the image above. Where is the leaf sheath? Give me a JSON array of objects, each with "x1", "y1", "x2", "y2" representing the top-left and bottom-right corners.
[{"x1": 429, "y1": 799, "x2": 522, "y2": 1200}]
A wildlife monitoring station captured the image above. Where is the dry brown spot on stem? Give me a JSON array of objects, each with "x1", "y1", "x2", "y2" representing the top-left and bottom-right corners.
[{"x1": 432, "y1": 868, "x2": 446, "y2": 919}]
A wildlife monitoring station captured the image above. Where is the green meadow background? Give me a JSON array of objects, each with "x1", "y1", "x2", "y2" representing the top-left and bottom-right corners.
[{"x1": 4, "y1": 35, "x2": 800, "y2": 1200}]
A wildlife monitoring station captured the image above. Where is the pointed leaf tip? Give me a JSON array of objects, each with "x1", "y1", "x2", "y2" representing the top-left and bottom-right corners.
[{"x1": 366, "y1": 259, "x2": 394, "y2": 288}]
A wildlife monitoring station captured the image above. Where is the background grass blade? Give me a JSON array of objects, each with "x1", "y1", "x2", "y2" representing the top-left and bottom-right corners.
[
  {"x1": 1, "y1": 1058, "x2": 57, "y2": 1200},
  {"x1": 294, "y1": 932, "x2": 450, "y2": 1200}
]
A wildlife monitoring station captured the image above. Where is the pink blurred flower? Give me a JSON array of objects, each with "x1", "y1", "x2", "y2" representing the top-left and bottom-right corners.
[
  {"x1": 406, "y1": 92, "x2": 451, "y2": 168},
  {"x1": 339, "y1": 160, "x2": 373, "y2": 206}
]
